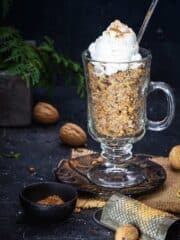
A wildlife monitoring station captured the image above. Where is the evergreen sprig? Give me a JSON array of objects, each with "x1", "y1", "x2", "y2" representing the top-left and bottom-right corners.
[
  {"x1": 38, "y1": 36, "x2": 85, "y2": 97},
  {"x1": 0, "y1": 27, "x2": 42, "y2": 86},
  {"x1": 0, "y1": 27, "x2": 85, "y2": 97}
]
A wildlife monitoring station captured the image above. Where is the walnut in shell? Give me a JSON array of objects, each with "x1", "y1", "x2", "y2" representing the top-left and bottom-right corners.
[
  {"x1": 33, "y1": 102, "x2": 60, "y2": 124},
  {"x1": 169, "y1": 145, "x2": 180, "y2": 170},
  {"x1": 59, "y1": 123, "x2": 87, "y2": 147}
]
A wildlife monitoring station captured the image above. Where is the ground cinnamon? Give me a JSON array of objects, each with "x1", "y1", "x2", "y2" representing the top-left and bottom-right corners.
[{"x1": 37, "y1": 195, "x2": 64, "y2": 205}]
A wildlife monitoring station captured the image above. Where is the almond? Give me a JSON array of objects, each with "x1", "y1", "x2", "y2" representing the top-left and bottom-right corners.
[
  {"x1": 59, "y1": 123, "x2": 87, "y2": 147},
  {"x1": 33, "y1": 102, "x2": 60, "y2": 124}
]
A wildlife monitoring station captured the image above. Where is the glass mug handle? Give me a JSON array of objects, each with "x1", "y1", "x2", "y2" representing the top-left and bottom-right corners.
[{"x1": 147, "y1": 81, "x2": 175, "y2": 131}]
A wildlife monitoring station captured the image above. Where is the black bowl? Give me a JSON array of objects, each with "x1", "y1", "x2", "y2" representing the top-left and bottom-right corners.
[{"x1": 19, "y1": 182, "x2": 77, "y2": 222}]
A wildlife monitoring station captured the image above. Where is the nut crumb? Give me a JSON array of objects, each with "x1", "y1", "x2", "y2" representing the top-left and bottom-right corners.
[
  {"x1": 27, "y1": 167, "x2": 36, "y2": 174},
  {"x1": 37, "y1": 195, "x2": 64, "y2": 205},
  {"x1": 176, "y1": 189, "x2": 180, "y2": 199},
  {"x1": 87, "y1": 63, "x2": 147, "y2": 138}
]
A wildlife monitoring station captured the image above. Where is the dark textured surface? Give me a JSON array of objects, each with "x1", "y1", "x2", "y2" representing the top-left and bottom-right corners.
[{"x1": 0, "y1": 85, "x2": 180, "y2": 240}]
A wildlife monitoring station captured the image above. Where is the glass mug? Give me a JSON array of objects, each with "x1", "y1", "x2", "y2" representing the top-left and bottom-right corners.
[{"x1": 82, "y1": 48, "x2": 175, "y2": 188}]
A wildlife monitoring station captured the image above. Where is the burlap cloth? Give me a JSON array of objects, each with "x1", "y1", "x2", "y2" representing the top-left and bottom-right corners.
[{"x1": 71, "y1": 148, "x2": 180, "y2": 214}]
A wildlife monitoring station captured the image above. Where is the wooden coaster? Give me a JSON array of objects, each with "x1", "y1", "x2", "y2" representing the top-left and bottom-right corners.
[{"x1": 54, "y1": 153, "x2": 166, "y2": 199}]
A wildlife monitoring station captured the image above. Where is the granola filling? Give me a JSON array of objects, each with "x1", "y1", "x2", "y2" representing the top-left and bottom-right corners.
[{"x1": 87, "y1": 63, "x2": 147, "y2": 138}]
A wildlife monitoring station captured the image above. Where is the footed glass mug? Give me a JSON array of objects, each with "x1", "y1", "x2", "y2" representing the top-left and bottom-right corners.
[{"x1": 82, "y1": 48, "x2": 175, "y2": 188}]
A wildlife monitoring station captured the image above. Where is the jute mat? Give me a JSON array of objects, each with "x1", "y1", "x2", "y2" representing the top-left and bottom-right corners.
[{"x1": 71, "y1": 148, "x2": 180, "y2": 214}]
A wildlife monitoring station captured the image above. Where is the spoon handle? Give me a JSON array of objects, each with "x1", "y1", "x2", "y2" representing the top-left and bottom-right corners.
[{"x1": 137, "y1": 0, "x2": 160, "y2": 44}]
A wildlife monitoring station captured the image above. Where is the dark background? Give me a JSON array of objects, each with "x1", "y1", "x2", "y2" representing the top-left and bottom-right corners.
[
  {"x1": 5, "y1": 0, "x2": 180, "y2": 88},
  {"x1": 4, "y1": 0, "x2": 180, "y2": 155},
  {"x1": 1, "y1": 0, "x2": 180, "y2": 156}
]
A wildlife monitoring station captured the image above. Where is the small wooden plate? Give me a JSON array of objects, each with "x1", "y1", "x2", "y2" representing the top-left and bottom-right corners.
[{"x1": 54, "y1": 154, "x2": 166, "y2": 199}]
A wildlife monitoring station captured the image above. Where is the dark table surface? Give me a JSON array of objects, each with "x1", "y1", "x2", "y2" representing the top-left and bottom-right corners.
[{"x1": 0, "y1": 86, "x2": 180, "y2": 240}]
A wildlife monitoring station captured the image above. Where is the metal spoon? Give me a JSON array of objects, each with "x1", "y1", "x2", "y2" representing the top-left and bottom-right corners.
[{"x1": 137, "y1": 0, "x2": 160, "y2": 44}]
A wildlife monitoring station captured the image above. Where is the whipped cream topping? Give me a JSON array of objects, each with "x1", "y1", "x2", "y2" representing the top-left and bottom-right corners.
[{"x1": 88, "y1": 20, "x2": 142, "y2": 76}]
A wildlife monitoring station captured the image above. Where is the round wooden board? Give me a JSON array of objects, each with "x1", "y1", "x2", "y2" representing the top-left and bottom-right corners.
[{"x1": 54, "y1": 154, "x2": 166, "y2": 199}]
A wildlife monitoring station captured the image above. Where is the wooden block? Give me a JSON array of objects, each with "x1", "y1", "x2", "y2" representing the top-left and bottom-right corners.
[{"x1": 0, "y1": 73, "x2": 32, "y2": 126}]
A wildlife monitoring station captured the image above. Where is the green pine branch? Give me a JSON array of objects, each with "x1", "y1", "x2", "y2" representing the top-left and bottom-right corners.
[{"x1": 0, "y1": 27, "x2": 85, "y2": 97}]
